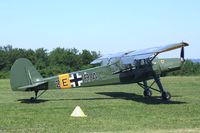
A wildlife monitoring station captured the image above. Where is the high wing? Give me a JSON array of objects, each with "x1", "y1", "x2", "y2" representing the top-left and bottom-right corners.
[{"x1": 91, "y1": 42, "x2": 189, "y2": 66}]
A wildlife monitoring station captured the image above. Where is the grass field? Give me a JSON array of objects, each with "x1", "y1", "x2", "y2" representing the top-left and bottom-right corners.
[{"x1": 0, "y1": 77, "x2": 200, "y2": 133}]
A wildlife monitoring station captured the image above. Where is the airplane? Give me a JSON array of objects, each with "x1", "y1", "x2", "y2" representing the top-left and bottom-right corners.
[{"x1": 10, "y1": 42, "x2": 189, "y2": 101}]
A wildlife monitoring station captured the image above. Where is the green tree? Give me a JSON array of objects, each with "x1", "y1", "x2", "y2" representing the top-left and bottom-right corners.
[
  {"x1": 81, "y1": 50, "x2": 93, "y2": 65},
  {"x1": 168, "y1": 60, "x2": 200, "y2": 76}
]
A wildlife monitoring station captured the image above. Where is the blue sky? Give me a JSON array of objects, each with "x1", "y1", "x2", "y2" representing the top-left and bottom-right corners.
[{"x1": 0, "y1": 0, "x2": 199, "y2": 58}]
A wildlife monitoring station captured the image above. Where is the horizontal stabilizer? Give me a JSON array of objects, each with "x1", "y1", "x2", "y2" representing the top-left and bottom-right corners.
[{"x1": 18, "y1": 81, "x2": 48, "y2": 91}]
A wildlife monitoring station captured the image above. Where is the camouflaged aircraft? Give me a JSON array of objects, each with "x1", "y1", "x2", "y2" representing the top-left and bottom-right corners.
[{"x1": 10, "y1": 42, "x2": 189, "y2": 101}]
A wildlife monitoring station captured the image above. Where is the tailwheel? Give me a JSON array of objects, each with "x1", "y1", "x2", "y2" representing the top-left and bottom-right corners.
[
  {"x1": 143, "y1": 89, "x2": 152, "y2": 97},
  {"x1": 161, "y1": 91, "x2": 171, "y2": 100},
  {"x1": 30, "y1": 90, "x2": 38, "y2": 101},
  {"x1": 30, "y1": 97, "x2": 36, "y2": 102},
  {"x1": 29, "y1": 89, "x2": 47, "y2": 101}
]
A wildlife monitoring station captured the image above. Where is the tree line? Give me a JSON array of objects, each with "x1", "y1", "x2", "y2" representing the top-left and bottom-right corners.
[
  {"x1": 0, "y1": 45, "x2": 200, "y2": 79},
  {"x1": 0, "y1": 45, "x2": 100, "y2": 78},
  {"x1": 167, "y1": 60, "x2": 200, "y2": 76}
]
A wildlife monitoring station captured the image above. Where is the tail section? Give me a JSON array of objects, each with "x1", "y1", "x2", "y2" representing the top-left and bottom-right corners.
[{"x1": 10, "y1": 58, "x2": 46, "y2": 91}]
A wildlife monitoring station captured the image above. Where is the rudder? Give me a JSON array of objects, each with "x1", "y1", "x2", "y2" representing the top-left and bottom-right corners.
[{"x1": 10, "y1": 58, "x2": 43, "y2": 91}]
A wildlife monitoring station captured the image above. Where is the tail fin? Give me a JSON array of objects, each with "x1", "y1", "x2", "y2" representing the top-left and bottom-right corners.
[{"x1": 10, "y1": 58, "x2": 44, "y2": 91}]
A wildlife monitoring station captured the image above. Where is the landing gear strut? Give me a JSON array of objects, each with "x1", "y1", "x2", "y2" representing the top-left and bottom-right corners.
[
  {"x1": 30, "y1": 90, "x2": 47, "y2": 101},
  {"x1": 136, "y1": 54, "x2": 172, "y2": 100},
  {"x1": 153, "y1": 75, "x2": 171, "y2": 100},
  {"x1": 30, "y1": 90, "x2": 38, "y2": 101},
  {"x1": 143, "y1": 81, "x2": 152, "y2": 97},
  {"x1": 138, "y1": 77, "x2": 171, "y2": 100}
]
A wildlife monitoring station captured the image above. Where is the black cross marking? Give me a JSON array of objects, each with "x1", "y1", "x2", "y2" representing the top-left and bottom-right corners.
[{"x1": 70, "y1": 74, "x2": 82, "y2": 87}]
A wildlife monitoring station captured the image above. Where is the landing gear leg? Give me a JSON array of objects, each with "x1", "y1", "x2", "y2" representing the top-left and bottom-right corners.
[
  {"x1": 153, "y1": 75, "x2": 171, "y2": 100},
  {"x1": 143, "y1": 80, "x2": 152, "y2": 97}
]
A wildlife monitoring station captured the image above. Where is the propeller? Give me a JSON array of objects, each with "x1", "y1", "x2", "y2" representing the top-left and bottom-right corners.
[{"x1": 180, "y1": 47, "x2": 185, "y2": 62}]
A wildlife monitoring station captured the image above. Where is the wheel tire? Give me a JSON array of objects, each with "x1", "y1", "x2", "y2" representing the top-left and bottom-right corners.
[
  {"x1": 162, "y1": 91, "x2": 171, "y2": 100},
  {"x1": 143, "y1": 89, "x2": 152, "y2": 97}
]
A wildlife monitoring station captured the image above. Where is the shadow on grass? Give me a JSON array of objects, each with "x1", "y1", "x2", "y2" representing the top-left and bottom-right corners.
[
  {"x1": 18, "y1": 97, "x2": 112, "y2": 104},
  {"x1": 47, "y1": 92, "x2": 185, "y2": 105},
  {"x1": 17, "y1": 92, "x2": 186, "y2": 105},
  {"x1": 95, "y1": 92, "x2": 186, "y2": 104},
  {"x1": 17, "y1": 99, "x2": 48, "y2": 104}
]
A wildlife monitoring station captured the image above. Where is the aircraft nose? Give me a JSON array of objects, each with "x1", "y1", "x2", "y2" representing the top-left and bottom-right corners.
[{"x1": 159, "y1": 58, "x2": 182, "y2": 73}]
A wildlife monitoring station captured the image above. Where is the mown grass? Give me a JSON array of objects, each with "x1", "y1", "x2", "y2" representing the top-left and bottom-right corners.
[{"x1": 0, "y1": 77, "x2": 200, "y2": 133}]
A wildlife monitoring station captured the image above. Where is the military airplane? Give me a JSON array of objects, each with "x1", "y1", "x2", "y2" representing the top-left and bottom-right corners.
[{"x1": 10, "y1": 42, "x2": 189, "y2": 101}]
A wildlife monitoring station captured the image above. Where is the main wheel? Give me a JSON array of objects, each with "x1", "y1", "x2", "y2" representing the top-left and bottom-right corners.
[
  {"x1": 143, "y1": 89, "x2": 152, "y2": 97},
  {"x1": 161, "y1": 91, "x2": 171, "y2": 100}
]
